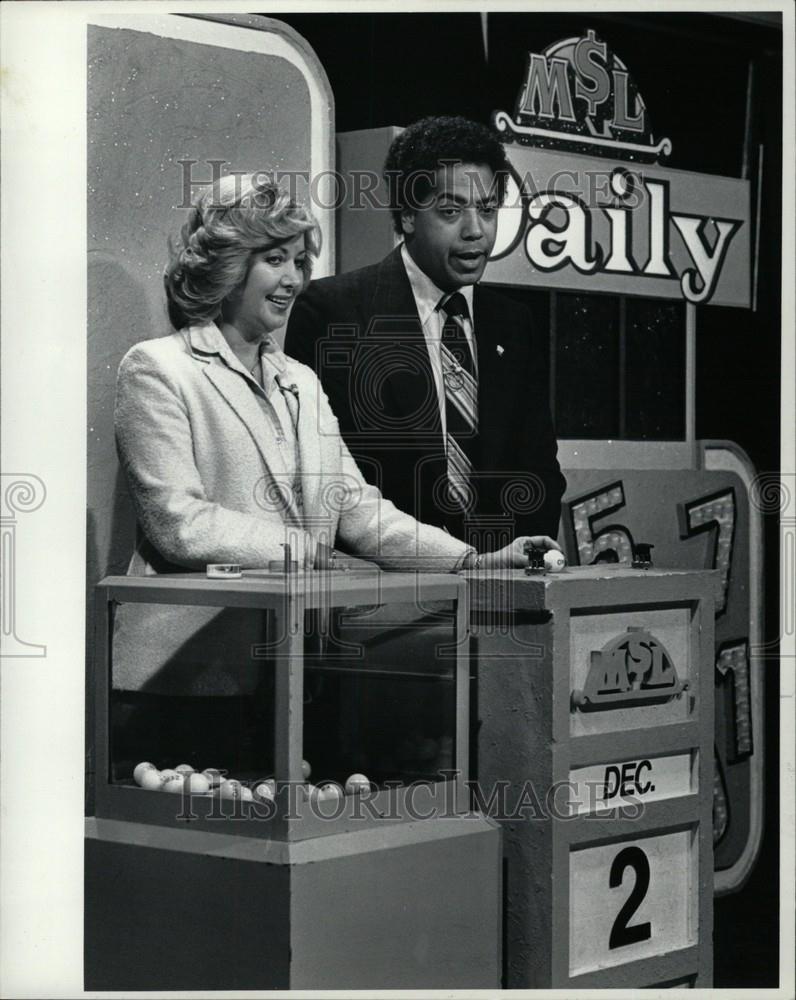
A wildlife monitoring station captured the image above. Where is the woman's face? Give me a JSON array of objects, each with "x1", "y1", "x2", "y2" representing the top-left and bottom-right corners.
[{"x1": 225, "y1": 234, "x2": 309, "y2": 337}]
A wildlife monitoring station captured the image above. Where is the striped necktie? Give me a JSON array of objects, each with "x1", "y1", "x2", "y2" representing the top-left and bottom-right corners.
[{"x1": 439, "y1": 291, "x2": 478, "y2": 513}]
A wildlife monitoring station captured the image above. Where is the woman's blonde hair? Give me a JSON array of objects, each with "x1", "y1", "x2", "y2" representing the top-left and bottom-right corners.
[{"x1": 164, "y1": 173, "x2": 321, "y2": 329}]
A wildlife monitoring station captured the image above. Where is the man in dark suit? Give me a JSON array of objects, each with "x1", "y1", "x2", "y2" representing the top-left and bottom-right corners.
[{"x1": 286, "y1": 115, "x2": 565, "y2": 552}]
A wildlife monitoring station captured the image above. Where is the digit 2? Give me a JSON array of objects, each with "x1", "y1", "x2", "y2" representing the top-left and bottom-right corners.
[{"x1": 609, "y1": 846, "x2": 652, "y2": 949}]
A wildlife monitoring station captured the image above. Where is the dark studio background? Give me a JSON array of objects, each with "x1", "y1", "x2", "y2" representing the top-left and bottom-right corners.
[{"x1": 276, "y1": 10, "x2": 783, "y2": 988}]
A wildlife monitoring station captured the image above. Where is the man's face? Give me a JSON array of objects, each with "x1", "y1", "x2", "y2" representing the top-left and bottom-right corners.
[{"x1": 401, "y1": 162, "x2": 499, "y2": 292}]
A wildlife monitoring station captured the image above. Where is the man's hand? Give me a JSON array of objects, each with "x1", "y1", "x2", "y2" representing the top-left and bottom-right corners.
[{"x1": 479, "y1": 535, "x2": 562, "y2": 570}]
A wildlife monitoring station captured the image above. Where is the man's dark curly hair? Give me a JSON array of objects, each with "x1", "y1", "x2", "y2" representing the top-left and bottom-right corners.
[{"x1": 383, "y1": 115, "x2": 509, "y2": 235}]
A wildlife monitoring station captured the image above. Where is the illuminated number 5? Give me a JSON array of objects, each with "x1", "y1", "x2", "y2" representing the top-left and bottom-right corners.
[
  {"x1": 677, "y1": 488, "x2": 736, "y2": 616},
  {"x1": 609, "y1": 846, "x2": 652, "y2": 949},
  {"x1": 568, "y1": 481, "x2": 635, "y2": 565}
]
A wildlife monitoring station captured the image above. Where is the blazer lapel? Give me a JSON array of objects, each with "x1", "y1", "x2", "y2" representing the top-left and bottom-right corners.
[
  {"x1": 186, "y1": 325, "x2": 301, "y2": 525},
  {"x1": 368, "y1": 248, "x2": 443, "y2": 436},
  {"x1": 472, "y1": 289, "x2": 520, "y2": 461},
  {"x1": 473, "y1": 288, "x2": 501, "y2": 386},
  {"x1": 281, "y1": 358, "x2": 326, "y2": 528}
]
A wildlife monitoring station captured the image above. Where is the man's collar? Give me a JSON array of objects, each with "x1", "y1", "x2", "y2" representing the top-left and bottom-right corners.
[{"x1": 400, "y1": 243, "x2": 474, "y2": 323}]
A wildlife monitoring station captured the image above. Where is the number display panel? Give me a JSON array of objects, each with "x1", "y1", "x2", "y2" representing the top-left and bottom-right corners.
[
  {"x1": 561, "y1": 458, "x2": 760, "y2": 888},
  {"x1": 569, "y1": 828, "x2": 698, "y2": 977},
  {"x1": 469, "y1": 566, "x2": 714, "y2": 988},
  {"x1": 569, "y1": 751, "x2": 695, "y2": 815}
]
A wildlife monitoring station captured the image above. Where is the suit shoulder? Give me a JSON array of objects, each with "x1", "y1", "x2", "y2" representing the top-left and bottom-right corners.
[
  {"x1": 476, "y1": 285, "x2": 533, "y2": 324},
  {"x1": 300, "y1": 258, "x2": 382, "y2": 306},
  {"x1": 475, "y1": 287, "x2": 546, "y2": 366},
  {"x1": 118, "y1": 333, "x2": 190, "y2": 383},
  {"x1": 120, "y1": 332, "x2": 185, "y2": 365}
]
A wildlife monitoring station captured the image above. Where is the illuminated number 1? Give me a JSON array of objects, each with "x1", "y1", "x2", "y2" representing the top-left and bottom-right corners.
[
  {"x1": 713, "y1": 746, "x2": 730, "y2": 844},
  {"x1": 716, "y1": 640, "x2": 753, "y2": 761},
  {"x1": 609, "y1": 846, "x2": 652, "y2": 949},
  {"x1": 677, "y1": 488, "x2": 736, "y2": 616},
  {"x1": 568, "y1": 481, "x2": 635, "y2": 566}
]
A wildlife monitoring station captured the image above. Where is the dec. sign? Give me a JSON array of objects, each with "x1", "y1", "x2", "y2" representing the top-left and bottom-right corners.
[{"x1": 485, "y1": 31, "x2": 751, "y2": 307}]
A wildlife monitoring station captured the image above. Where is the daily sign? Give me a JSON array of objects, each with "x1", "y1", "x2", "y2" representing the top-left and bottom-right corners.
[{"x1": 485, "y1": 31, "x2": 750, "y2": 308}]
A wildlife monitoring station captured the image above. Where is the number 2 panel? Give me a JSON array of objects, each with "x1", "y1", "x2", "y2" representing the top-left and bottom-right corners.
[{"x1": 568, "y1": 829, "x2": 697, "y2": 977}]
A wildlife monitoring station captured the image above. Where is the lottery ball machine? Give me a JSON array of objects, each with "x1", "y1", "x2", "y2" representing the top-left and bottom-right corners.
[{"x1": 85, "y1": 570, "x2": 499, "y2": 990}]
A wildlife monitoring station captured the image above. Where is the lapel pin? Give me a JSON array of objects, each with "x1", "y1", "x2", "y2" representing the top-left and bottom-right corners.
[{"x1": 497, "y1": 345, "x2": 505, "y2": 357}]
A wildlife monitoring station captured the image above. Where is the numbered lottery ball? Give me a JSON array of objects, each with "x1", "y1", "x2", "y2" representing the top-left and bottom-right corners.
[
  {"x1": 345, "y1": 773, "x2": 370, "y2": 795},
  {"x1": 133, "y1": 762, "x2": 157, "y2": 786},
  {"x1": 139, "y1": 769, "x2": 164, "y2": 791},
  {"x1": 183, "y1": 772, "x2": 210, "y2": 796},
  {"x1": 218, "y1": 779, "x2": 242, "y2": 800},
  {"x1": 175, "y1": 764, "x2": 194, "y2": 774},
  {"x1": 302, "y1": 759, "x2": 312, "y2": 780},
  {"x1": 317, "y1": 783, "x2": 343, "y2": 802},
  {"x1": 253, "y1": 781, "x2": 275, "y2": 802},
  {"x1": 162, "y1": 771, "x2": 185, "y2": 794},
  {"x1": 544, "y1": 550, "x2": 566, "y2": 573},
  {"x1": 202, "y1": 768, "x2": 224, "y2": 788}
]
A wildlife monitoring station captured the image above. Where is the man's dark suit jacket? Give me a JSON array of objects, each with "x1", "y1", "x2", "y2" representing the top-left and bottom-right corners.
[{"x1": 285, "y1": 246, "x2": 565, "y2": 548}]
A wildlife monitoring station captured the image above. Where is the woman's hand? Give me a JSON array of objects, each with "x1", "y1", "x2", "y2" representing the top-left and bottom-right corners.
[{"x1": 479, "y1": 535, "x2": 563, "y2": 570}]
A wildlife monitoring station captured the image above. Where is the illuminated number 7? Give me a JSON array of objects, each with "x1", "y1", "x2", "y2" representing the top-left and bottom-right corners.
[
  {"x1": 713, "y1": 745, "x2": 730, "y2": 845},
  {"x1": 716, "y1": 640, "x2": 753, "y2": 762},
  {"x1": 568, "y1": 480, "x2": 635, "y2": 566},
  {"x1": 677, "y1": 488, "x2": 736, "y2": 616}
]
